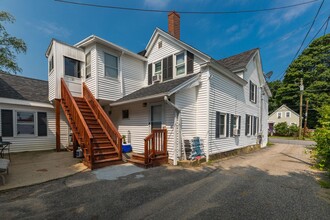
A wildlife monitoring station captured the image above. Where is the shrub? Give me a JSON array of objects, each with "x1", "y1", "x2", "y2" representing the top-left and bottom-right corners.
[
  {"x1": 274, "y1": 122, "x2": 289, "y2": 136},
  {"x1": 288, "y1": 124, "x2": 299, "y2": 137},
  {"x1": 313, "y1": 105, "x2": 330, "y2": 170}
]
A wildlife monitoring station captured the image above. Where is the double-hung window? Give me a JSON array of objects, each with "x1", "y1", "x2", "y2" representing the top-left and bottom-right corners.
[
  {"x1": 286, "y1": 111, "x2": 291, "y2": 118},
  {"x1": 85, "y1": 52, "x2": 91, "y2": 78},
  {"x1": 175, "y1": 52, "x2": 185, "y2": 76},
  {"x1": 250, "y1": 81, "x2": 257, "y2": 103},
  {"x1": 49, "y1": 56, "x2": 54, "y2": 73},
  {"x1": 64, "y1": 57, "x2": 81, "y2": 78},
  {"x1": 105, "y1": 53, "x2": 118, "y2": 78},
  {"x1": 154, "y1": 61, "x2": 162, "y2": 75},
  {"x1": 16, "y1": 112, "x2": 35, "y2": 135},
  {"x1": 277, "y1": 112, "x2": 282, "y2": 119},
  {"x1": 245, "y1": 114, "x2": 253, "y2": 136},
  {"x1": 231, "y1": 114, "x2": 241, "y2": 136},
  {"x1": 216, "y1": 112, "x2": 228, "y2": 138}
]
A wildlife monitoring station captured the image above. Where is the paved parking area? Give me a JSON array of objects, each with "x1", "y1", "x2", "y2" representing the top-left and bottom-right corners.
[
  {"x1": 0, "y1": 150, "x2": 87, "y2": 191},
  {"x1": 0, "y1": 144, "x2": 329, "y2": 219}
]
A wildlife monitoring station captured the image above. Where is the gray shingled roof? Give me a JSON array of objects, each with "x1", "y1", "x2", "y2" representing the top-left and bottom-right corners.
[
  {"x1": 0, "y1": 71, "x2": 49, "y2": 103},
  {"x1": 217, "y1": 48, "x2": 258, "y2": 71},
  {"x1": 114, "y1": 73, "x2": 198, "y2": 104}
]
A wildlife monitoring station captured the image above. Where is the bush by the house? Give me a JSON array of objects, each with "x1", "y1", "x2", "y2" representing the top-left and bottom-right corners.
[
  {"x1": 313, "y1": 105, "x2": 330, "y2": 171},
  {"x1": 274, "y1": 122, "x2": 289, "y2": 136},
  {"x1": 288, "y1": 124, "x2": 299, "y2": 137}
]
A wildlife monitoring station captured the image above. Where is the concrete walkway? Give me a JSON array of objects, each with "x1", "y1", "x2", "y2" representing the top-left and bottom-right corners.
[{"x1": 0, "y1": 150, "x2": 87, "y2": 191}]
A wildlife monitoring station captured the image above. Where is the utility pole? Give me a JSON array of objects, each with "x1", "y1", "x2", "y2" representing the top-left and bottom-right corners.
[
  {"x1": 299, "y1": 78, "x2": 304, "y2": 139},
  {"x1": 304, "y1": 99, "x2": 309, "y2": 137}
]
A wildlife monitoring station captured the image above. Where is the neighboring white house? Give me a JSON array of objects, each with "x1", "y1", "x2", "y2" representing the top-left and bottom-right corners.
[
  {"x1": 0, "y1": 72, "x2": 69, "y2": 152},
  {"x1": 44, "y1": 12, "x2": 271, "y2": 165},
  {"x1": 268, "y1": 104, "x2": 299, "y2": 134}
]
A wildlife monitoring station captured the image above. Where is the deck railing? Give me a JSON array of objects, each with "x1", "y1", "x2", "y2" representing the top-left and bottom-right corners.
[
  {"x1": 144, "y1": 128, "x2": 167, "y2": 164},
  {"x1": 82, "y1": 83, "x2": 122, "y2": 159},
  {"x1": 61, "y1": 79, "x2": 94, "y2": 164}
]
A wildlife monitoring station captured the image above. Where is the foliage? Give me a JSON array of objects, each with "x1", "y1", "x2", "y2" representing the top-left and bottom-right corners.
[
  {"x1": 0, "y1": 11, "x2": 27, "y2": 73},
  {"x1": 274, "y1": 122, "x2": 289, "y2": 136},
  {"x1": 268, "y1": 80, "x2": 283, "y2": 114},
  {"x1": 288, "y1": 124, "x2": 299, "y2": 137},
  {"x1": 313, "y1": 105, "x2": 330, "y2": 170},
  {"x1": 268, "y1": 34, "x2": 330, "y2": 128}
]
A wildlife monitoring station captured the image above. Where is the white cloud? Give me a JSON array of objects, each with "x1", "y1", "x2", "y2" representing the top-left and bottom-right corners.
[
  {"x1": 33, "y1": 21, "x2": 71, "y2": 38},
  {"x1": 257, "y1": 0, "x2": 315, "y2": 38},
  {"x1": 144, "y1": 0, "x2": 171, "y2": 9},
  {"x1": 226, "y1": 25, "x2": 239, "y2": 33}
]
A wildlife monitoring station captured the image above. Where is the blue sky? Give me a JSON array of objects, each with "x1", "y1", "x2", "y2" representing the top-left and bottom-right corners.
[{"x1": 2, "y1": 0, "x2": 329, "y2": 81}]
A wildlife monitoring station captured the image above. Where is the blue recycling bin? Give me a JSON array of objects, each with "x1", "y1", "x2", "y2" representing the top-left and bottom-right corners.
[{"x1": 122, "y1": 144, "x2": 132, "y2": 153}]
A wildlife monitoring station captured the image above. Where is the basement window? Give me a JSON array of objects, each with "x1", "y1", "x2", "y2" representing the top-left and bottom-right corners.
[{"x1": 122, "y1": 110, "x2": 129, "y2": 119}]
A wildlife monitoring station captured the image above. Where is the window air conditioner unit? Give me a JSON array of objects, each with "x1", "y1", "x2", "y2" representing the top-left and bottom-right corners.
[
  {"x1": 153, "y1": 74, "x2": 161, "y2": 83},
  {"x1": 233, "y1": 128, "x2": 239, "y2": 136}
]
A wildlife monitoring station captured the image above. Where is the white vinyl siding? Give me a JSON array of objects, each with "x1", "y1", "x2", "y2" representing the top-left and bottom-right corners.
[
  {"x1": 96, "y1": 44, "x2": 145, "y2": 101},
  {"x1": 208, "y1": 62, "x2": 262, "y2": 154},
  {"x1": 146, "y1": 35, "x2": 206, "y2": 86},
  {"x1": 85, "y1": 45, "x2": 97, "y2": 97},
  {"x1": 0, "y1": 103, "x2": 69, "y2": 152}
]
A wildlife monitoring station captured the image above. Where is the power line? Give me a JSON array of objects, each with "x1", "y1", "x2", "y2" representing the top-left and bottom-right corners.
[
  {"x1": 324, "y1": 16, "x2": 330, "y2": 35},
  {"x1": 278, "y1": 0, "x2": 324, "y2": 80},
  {"x1": 307, "y1": 16, "x2": 330, "y2": 47},
  {"x1": 54, "y1": 0, "x2": 320, "y2": 14}
]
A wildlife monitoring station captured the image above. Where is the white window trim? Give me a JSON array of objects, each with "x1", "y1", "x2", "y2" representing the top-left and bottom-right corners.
[
  {"x1": 49, "y1": 55, "x2": 54, "y2": 75},
  {"x1": 63, "y1": 56, "x2": 81, "y2": 78},
  {"x1": 154, "y1": 60, "x2": 162, "y2": 76},
  {"x1": 85, "y1": 52, "x2": 91, "y2": 79},
  {"x1": 104, "y1": 52, "x2": 119, "y2": 79},
  {"x1": 285, "y1": 111, "x2": 291, "y2": 118},
  {"x1": 277, "y1": 112, "x2": 282, "y2": 119},
  {"x1": 15, "y1": 111, "x2": 37, "y2": 137},
  {"x1": 149, "y1": 102, "x2": 165, "y2": 132},
  {"x1": 219, "y1": 113, "x2": 227, "y2": 138},
  {"x1": 233, "y1": 115, "x2": 239, "y2": 130},
  {"x1": 250, "y1": 82, "x2": 257, "y2": 103},
  {"x1": 175, "y1": 51, "x2": 187, "y2": 78},
  {"x1": 246, "y1": 115, "x2": 253, "y2": 136}
]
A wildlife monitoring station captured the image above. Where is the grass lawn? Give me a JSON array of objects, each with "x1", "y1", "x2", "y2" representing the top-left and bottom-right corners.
[{"x1": 269, "y1": 136, "x2": 313, "y2": 141}]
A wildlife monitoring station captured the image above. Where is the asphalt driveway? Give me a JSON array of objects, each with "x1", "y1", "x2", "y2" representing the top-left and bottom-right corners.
[
  {"x1": 269, "y1": 137, "x2": 316, "y2": 146},
  {"x1": 0, "y1": 144, "x2": 329, "y2": 219}
]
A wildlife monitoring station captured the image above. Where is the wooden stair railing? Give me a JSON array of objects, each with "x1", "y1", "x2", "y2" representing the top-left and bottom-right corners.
[
  {"x1": 60, "y1": 79, "x2": 94, "y2": 165},
  {"x1": 82, "y1": 83, "x2": 122, "y2": 160},
  {"x1": 129, "y1": 128, "x2": 168, "y2": 167}
]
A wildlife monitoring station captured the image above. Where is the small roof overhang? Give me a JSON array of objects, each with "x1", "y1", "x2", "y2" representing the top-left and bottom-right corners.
[
  {"x1": 75, "y1": 35, "x2": 148, "y2": 62},
  {"x1": 111, "y1": 74, "x2": 201, "y2": 106}
]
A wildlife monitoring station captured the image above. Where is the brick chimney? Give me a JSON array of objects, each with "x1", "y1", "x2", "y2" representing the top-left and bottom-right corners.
[{"x1": 168, "y1": 11, "x2": 180, "y2": 40}]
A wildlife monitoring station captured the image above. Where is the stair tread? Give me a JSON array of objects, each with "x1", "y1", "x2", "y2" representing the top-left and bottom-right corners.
[
  {"x1": 94, "y1": 158, "x2": 121, "y2": 163},
  {"x1": 94, "y1": 152, "x2": 118, "y2": 156},
  {"x1": 127, "y1": 158, "x2": 148, "y2": 165}
]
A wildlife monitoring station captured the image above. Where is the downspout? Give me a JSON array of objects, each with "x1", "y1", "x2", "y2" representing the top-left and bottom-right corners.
[
  {"x1": 120, "y1": 51, "x2": 124, "y2": 95},
  {"x1": 260, "y1": 85, "x2": 264, "y2": 146},
  {"x1": 164, "y1": 95, "x2": 181, "y2": 165}
]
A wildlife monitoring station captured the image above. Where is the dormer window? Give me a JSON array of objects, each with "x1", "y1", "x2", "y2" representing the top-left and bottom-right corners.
[{"x1": 175, "y1": 52, "x2": 185, "y2": 76}]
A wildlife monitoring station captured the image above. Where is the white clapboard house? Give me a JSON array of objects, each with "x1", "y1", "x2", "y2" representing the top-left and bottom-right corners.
[{"x1": 0, "y1": 12, "x2": 271, "y2": 169}]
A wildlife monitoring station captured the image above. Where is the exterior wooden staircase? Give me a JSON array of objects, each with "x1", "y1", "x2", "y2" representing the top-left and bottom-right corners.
[
  {"x1": 60, "y1": 79, "x2": 122, "y2": 169},
  {"x1": 128, "y1": 128, "x2": 168, "y2": 167}
]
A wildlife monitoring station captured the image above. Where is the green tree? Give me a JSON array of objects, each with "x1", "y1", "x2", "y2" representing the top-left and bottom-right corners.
[
  {"x1": 268, "y1": 80, "x2": 282, "y2": 114},
  {"x1": 313, "y1": 105, "x2": 330, "y2": 170},
  {"x1": 275, "y1": 34, "x2": 330, "y2": 128},
  {"x1": 0, "y1": 11, "x2": 27, "y2": 73}
]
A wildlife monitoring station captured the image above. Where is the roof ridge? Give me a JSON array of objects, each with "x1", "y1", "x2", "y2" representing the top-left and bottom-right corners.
[{"x1": 218, "y1": 48, "x2": 259, "y2": 61}]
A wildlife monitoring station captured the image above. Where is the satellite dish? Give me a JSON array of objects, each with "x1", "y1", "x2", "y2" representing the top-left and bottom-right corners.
[{"x1": 265, "y1": 71, "x2": 273, "y2": 79}]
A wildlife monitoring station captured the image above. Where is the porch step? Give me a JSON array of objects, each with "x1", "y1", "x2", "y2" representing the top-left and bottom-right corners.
[{"x1": 127, "y1": 158, "x2": 148, "y2": 165}]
